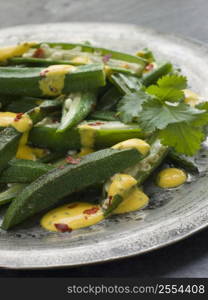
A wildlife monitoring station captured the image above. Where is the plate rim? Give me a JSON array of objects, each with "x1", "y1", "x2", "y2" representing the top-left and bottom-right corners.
[{"x1": 0, "y1": 22, "x2": 208, "y2": 269}]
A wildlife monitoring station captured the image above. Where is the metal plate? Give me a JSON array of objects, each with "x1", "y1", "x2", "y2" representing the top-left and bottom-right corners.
[{"x1": 0, "y1": 23, "x2": 208, "y2": 269}]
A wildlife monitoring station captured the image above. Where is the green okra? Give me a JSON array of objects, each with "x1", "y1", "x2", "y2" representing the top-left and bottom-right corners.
[
  {"x1": 6, "y1": 98, "x2": 38, "y2": 113},
  {"x1": 27, "y1": 98, "x2": 62, "y2": 124},
  {"x1": 102, "y1": 194, "x2": 123, "y2": 217},
  {"x1": 125, "y1": 139, "x2": 169, "y2": 185},
  {"x1": 2, "y1": 147, "x2": 144, "y2": 229},
  {"x1": 0, "y1": 64, "x2": 106, "y2": 97},
  {"x1": 0, "y1": 99, "x2": 62, "y2": 174},
  {"x1": 9, "y1": 57, "x2": 143, "y2": 77},
  {"x1": 0, "y1": 159, "x2": 53, "y2": 183},
  {"x1": 89, "y1": 111, "x2": 118, "y2": 121},
  {"x1": 36, "y1": 42, "x2": 147, "y2": 65},
  {"x1": 0, "y1": 127, "x2": 22, "y2": 173},
  {"x1": 29, "y1": 121, "x2": 148, "y2": 152},
  {"x1": 109, "y1": 72, "x2": 142, "y2": 95},
  {"x1": 0, "y1": 184, "x2": 26, "y2": 207},
  {"x1": 136, "y1": 48, "x2": 156, "y2": 62},
  {"x1": 168, "y1": 149, "x2": 199, "y2": 173},
  {"x1": 8, "y1": 57, "x2": 84, "y2": 67},
  {"x1": 57, "y1": 91, "x2": 97, "y2": 132},
  {"x1": 142, "y1": 62, "x2": 173, "y2": 86},
  {"x1": 38, "y1": 151, "x2": 66, "y2": 164},
  {"x1": 97, "y1": 86, "x2": 122, "y2": 111}
]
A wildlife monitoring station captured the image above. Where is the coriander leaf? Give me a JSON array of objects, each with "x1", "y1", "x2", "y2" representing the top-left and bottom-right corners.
[
  {"x1": 157, "y1": 74, "x2": 187, "y2": 90},
  {"x1": 117, "y1": 90, "x2": 150, "y2": 123},
  {"x1": 146, "y1": 85, "x2": 184, "y2": 102},
  {"x1": 139, "y1": 98, "x2": 205, "y2": 131},
  {"x1": 159, "y1": 123, "x2": 205, "y2": 156}
]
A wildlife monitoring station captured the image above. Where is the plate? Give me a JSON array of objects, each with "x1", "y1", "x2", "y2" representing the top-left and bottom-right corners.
[{"x1": 0, "y1": 23, "x2": 208, "y2": 269}]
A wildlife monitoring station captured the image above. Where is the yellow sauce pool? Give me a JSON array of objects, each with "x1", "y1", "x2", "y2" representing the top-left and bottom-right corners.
[
  {"x1": 157, "y1": 168, "x2": 187, "y2": 188},
  {"x1": 41, "y1": 174, "x2": 149, "y2": 233},
  {"x1": 113, "y1": 187, "x2": 149, "y2": 214},
  {"x1": 41, "y1": 202, "x2": 104, "y2": 232}
]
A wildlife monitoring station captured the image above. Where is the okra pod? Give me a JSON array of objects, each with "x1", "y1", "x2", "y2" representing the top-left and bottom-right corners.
[
  {"x1": 57, "y1": 91, "x2": 96, "y2": 132},
  {"x1": 136, "y1": 48, "x2": 156, "y2": 62},
  {"x1": 142, "y1": 62, "x2": 173, "y2": 86},
  {"x1": 0, "y1": 184, "x2": 26, "y2": 207},
  {"x1": 35, "y1": 42, "x2": 147, "y2": 65},
  {"x1": 0, "y1": 159, "x2": 53, "y2": 183},
  {"x1": 0, "y1": 64, "x2": 106, "y2": 97},
  {"x1": 125, "y1": 139, "x2": 169, "y2": 185},
  {"x1": 109, "y1": 73, "x2": 142, "y2": 94},
  {"x1": 38, "y1": 151, "x2": 65, "y2": 164},
  {"x1": 2, "y1": 148, "x2": 144, "y2": 229},
  {"x1": 168, "y1": 149, "x2": 199, "y2": 173},
  {"x1": 27, "y1": 99, "x2": 62, "y2": 124},
  {"x1": 6, "y1": 97, "x2": 38, "y2": 113},
  {"x1": 29, "y1": 121, "x2": 148, "y2": 152},
  {"x1": 89, "y1": 111, "x2": 118, "y2": 121},
  {"x1": 102, "y1": 194, "x2": 123, "y2": 217},
  {"x1": 97, "y1": 86, "x2": 122, "y2": 111},
  {"x1": 0, "y1": 127, "x2": 22, "y2": 173},
  {"x1": 9, "y1": 57, "x2": 143, "y2": 77},
  {"x1": 0, "y1": 99, "x2": 62, "y2": 173},
  {"x1": 9, "y1": 57, "x2": 84, "y2": 67}
]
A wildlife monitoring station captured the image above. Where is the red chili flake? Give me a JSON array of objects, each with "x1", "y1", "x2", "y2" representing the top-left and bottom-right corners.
[
  {"x1": 14, "y1": 113, "x2": 24, "y2": 122},
  {"x1": 88, "y1": 121, "x2": 105, "y2": 126},
  {"x1": 33, "y1": 47, "x2": 45, "y2": 58},
  {"x1": 102, "y1": 53, "x2": 112, "y2": 63},
  {"x1": 145, "y1": 63, "x2": 154, "y2": 71},
  {"x1": 66, "y1": 156, "x2": 81, "y2": 165},
  {"x1": 54, "y1": 223, "x2": 72, "y2": 233},
  {"x1": 40, "y1": 69, "x2": 49, "y2": 77},
  {"x1": 68, "y1": 203, "x2": 78, "y2": 209},
  {"x1": 83, "y1": 207, "x2": 99, "y2": 215}
]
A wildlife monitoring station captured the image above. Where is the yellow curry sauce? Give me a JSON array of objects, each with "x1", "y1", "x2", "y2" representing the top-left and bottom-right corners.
[
  {"x1": 0, "y1": 42, "x2": 36, "y2": 62},
  {"x1": 41, "y1": 203, "x2": 104, "y2": 232},
  {"x1": 78, "y1": 123, "x2": 97, "y2": 156},
  {"x1": 156, "y1": 168, "x2": 187, "y2": 188},
  {"x1": 41, "y1": 139, "x2": 150, "y2": 233},
  {"x1": 112, "y1": 138, "x2": 150, "y2": 156},
  {"x1": 39, "y1": 65, "x2": 76, "y2": 96},
  {"x1": 0, "y1": 112, "x2": 45, "y2": 160}
]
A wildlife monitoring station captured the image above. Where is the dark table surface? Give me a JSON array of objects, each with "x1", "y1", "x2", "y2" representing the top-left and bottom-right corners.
[{"x1": 0, "y1": 0, "x2": 208, "y2": 278}]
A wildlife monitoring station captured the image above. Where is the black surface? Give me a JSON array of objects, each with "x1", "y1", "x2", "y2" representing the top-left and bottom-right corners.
[{"x1": 0, "y1": 0, "x2": 208, "y2": 277}]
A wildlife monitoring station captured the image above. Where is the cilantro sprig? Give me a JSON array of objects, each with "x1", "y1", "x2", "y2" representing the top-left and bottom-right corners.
[{"x1": 117, "y1": 74, "x2": 208, "y2": 155}]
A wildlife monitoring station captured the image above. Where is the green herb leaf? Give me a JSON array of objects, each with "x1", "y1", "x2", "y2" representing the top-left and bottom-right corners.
[
  {"x1": 157, "y1": 74, "x2": 187, "y2": 89},
  {"x1": 146, "y1": 85, "x2": 184, "y2": 102},
  {"x1": 139, "y1": 99, "x2": 206, "y2": 131},
  {"x1": 117, "y1": 90, "x2": 150, "y2": 123},
  {"x1": 159, "y1": 123, "x2": 205, "y2": 156}
]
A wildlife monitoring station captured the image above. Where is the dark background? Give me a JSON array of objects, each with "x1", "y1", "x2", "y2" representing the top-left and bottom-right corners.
[{"x1": 0, "y1": 0, "x2": 208, "y2": 277}]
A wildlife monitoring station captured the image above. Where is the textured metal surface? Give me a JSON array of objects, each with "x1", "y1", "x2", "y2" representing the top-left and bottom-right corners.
[{"x1": 0, "y1": 23, "x2": 208, "y2": 269}]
